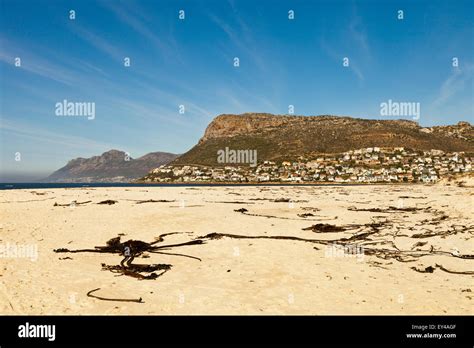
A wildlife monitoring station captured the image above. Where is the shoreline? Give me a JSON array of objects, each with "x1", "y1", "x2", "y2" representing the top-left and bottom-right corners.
[
  {"x1": 1, "y1": 181, "x2": 430, "y2": 190},
  {"x1": 4, "y1": 173, "x2": 470, "y2": 189}
]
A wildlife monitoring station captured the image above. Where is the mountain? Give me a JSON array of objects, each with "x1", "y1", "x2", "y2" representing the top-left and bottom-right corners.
[
  {"x1": 171, "y1": 113, "x2": 474, "y2": 166},
  {"x1": 44, "y1": 150, "x2": 179, "y2": 183}
]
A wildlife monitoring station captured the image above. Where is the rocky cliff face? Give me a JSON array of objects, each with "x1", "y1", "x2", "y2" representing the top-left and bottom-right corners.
[
  {"x1": 199, "y1": 113, "x2": 422, "y2": 142},
  {"x1": 425, "y1": 122, "x2": 474, "y2": 143},
  {"x1": 44, "y1": 150, "x2": 178, "y2": 182},
  {"x1": 200, "y1": 113, "x2": 291, "y2": 142},
  {"x1": 172, "y1": 113, "x2": 473, "y2": 166}
]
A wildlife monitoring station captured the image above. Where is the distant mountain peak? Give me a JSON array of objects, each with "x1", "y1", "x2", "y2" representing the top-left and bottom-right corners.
[
  {"x1": 44, "y1": 150, "x2": 179, "y2": 183},
  {"x1": 102, "y1": 149, "x2": 126, "y2": 155}
]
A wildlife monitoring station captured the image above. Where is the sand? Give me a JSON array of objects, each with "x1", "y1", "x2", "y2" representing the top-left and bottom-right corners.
[{"x1": 0, "y1": 182, "x2": 472, "y2": 315}]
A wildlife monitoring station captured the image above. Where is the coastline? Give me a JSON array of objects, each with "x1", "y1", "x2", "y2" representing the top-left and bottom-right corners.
[{"x1": 1, "y1": 181, "x2": 431, "y2": 190}]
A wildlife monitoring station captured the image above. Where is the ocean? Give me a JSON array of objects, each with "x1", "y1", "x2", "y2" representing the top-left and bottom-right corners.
[
  {"x1": 0, "y1": 182, "x2": 367, "y2": 190},
  {"x1": 0, "y1": 183, "x2": 205, "y2": 190}
]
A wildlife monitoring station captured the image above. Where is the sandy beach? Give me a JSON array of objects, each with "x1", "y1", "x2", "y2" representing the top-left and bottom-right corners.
[{"x1": 0, "y1": 181, "x2": 472, "y2": 315}]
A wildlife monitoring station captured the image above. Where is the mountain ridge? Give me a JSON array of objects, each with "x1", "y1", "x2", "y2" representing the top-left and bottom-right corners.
[
  {"x1": 44, "y1": 150, "x2": 179, "y2": 183},
  {"x1": 172, "y1": 113, "x2": 473, "y2": 166}
]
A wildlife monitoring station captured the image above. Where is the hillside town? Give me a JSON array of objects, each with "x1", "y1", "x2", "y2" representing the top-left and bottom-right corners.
[{"x1": 141, "y1": 147, "x2": 473, "y2": 184}]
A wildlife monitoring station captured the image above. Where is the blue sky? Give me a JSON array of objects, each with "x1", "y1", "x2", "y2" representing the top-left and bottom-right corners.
[{"x1": 0, "y1": 0, "x2": 473, "y2": 180}]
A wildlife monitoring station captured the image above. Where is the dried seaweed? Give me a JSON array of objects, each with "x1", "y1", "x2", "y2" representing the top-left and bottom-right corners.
[
  {"x1": 300, "y1": 207, "x2": 321, "y2": 212},
  {"x1": 248, "y1": 198, "x2": 308, "y2": 203},
  {"x1": 233, "y1": 207, "x2": 333, "y2": 221},
  {"x1": 273, "y1": 198, "x2": 308, "y2": 203},
  {"x1": 411, "y1": 265, "x2": 435, "y2": 273},
  {"x1": 54, "y1": 200, "x2": 91, "y2": 206},
  {"x1": 435, "y1": 264, "x2": 474, "y2": 275},
  {"x1": 348, "y1": 206, "x2": 426, "y2": 213},
  {"x1": 97, "y1": 200, "x2": 117, "y2": 205},
  {"x1": 411, "y1": 224, "x2": 473, "y2": 238},
  {"x1": 87, "y1": 288, "x2": 143, "y2": 303},
  {"x1": 297, "y1": 213, "x2": 315, "y2": 218},
  {"x1": 411, "y1": 241, "x2": 428, "y2": 250},
  {"x1": 302, "y1": 224, "x2": 346, "y2": 232},
  {"x1": 135, "y1": 199, "x2": 175, "y2": 204},
  {"x1": 54, "y1": 232, "x2": 204, "y2": 280},
  {"x1": 206, "y1": 201, "x2": 256, "y2": 204},
  {"x1": 198, "y1": 226, "x2": 473, "y2": 275},
  {"x1": 411, "y1": 264, "x2": 474, "y2": 275},
  {"x1": 200, "y1": 232, "x2": 330, "y2": 245}
]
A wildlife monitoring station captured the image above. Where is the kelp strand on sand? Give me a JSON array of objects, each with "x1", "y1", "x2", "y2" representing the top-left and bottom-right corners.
[
  {"x1": 86, "y1": 288, "x2": 144, "y2": 303},
  {"x1": 54, "y1": 232, "x2": 204, "y2": 280}
]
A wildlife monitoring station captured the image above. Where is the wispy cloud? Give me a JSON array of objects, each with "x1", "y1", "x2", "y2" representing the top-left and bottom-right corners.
[
  {"x1": 1, "y1": 33, "x2": 213, "y2": 129},
  {"x1": 126, "y1": 78, "x2": 215, "y2": 119},
  {"x1": 0, "y1": 118, "x2": 120, "y2": 152},
  {"x1": 208, "y1": 10, "x2": 268, "y2": 74},
  {"x1": 0, "y1": 36, "x2": 117, "y2": 90},
  {"x1": 100, "y1": 1, "x2": 182, "y2": 63},
  {"x1": 350, "y1": 64, "x2": 365, "y2": 82},
  {"x1": 320, "y1": 37, "x2": 365, "y2": 83},
  {"x1": 432, "y1": 64, "x2": 474, "y2": 107},
  {"x1": 208, "y1": 3, "x2": 284, "y2": 112},
  {"x1": 348, "y1": 5, "x2": 371, "y2": 61},
  {"x1": 0, "y1": 38, "x2": 79, "y2": 86},
  {"x1": 216, "y1": 85, "x2": 279, "y2": 115},
  {"x1": 70, "y1": 25, "x2": 125, "y2": 63},
  {"x1": 320, "y1": 4, "x2": 371, "y2": 84}
]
